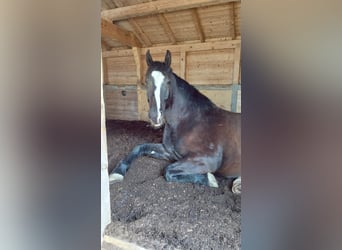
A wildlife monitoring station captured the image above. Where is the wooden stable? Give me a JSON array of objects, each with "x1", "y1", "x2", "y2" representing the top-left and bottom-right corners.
[
  {"x1": 101, "y1": 0, "x2": 241, "y2": 246},
  {"x1": 101, "y1": 0, "x2": 241, "y2": 122}
]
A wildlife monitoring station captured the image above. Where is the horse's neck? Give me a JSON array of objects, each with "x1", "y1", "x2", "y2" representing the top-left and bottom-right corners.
[
  {"x1": 166, "y1": 73, "x2": 212, "y2": 126},
  {"x1": 170, "y1": 74, "x2": 191, "y2": 110}
]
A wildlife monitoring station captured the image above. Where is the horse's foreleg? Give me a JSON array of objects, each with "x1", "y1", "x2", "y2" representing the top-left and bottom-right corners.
[
  {"x1": 109, "y1": 143, "x2": 173, "y2": 183},
  {"x1": 164, "y1": 158, "x2": 221, "y2": 188}
]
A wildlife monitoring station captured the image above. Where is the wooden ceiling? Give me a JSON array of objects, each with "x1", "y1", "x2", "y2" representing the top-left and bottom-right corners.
[{"x1": 101, "y1": 0, "x2": 241, "y2": 51}]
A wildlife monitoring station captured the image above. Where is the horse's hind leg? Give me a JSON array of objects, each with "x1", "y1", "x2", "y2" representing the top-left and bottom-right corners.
[
  {"x1": 232, "y1": 177, "x2": 241, "y2": 194},
  {"x1": 109, "y1": 143, "x2": 173, "y2": 183},
  {"x1": 164, "y1": 158, "x2": 221, "y2": 188}
]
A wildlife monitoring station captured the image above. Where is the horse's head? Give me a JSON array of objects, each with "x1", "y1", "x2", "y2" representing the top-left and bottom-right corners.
[{"x1": 145, "y1": 50, "x2": 173, "y2": 128}]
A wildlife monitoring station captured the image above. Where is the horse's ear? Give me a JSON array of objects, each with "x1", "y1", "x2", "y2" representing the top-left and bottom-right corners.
[
  {"x1": 146, "y1": 50, "x2": 153, "y2": 66},
  {"x1": 164, "y1": 50, "x2": 171, "y2": 68}
]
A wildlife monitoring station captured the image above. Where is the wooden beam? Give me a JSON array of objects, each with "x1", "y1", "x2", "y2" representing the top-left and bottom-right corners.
[
  {"x1": 101, "y1": 40, "x2": 111, "y2": 51},
  {"x1": 101, "y1": 18, "x2": 141, "y2": 48},
  {"x1": 232, "y1": 44, "x2": 241, "y2": 84},
  {"x1": 102, "y1": 0, "x2": 240, "y2": 21},
  {"x1": 102, "y1": 40, "x2": 241, "y2": 58},
  {"x1": 191, "y1": 9, "x2": 205, "y2": 43},
  {"x1": 103, "y1": 0, "x2": 116, "y2": 9},
  {"x1": 158, "y1": 14, "x2": 177, "y2": 44},
  {"x1": 142, "y1": 40, "x2": 240, "y2": 54}
]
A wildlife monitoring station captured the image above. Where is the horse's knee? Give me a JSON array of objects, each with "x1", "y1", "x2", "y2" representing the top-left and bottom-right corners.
[
  {"x1": 132, "y1": 144, "x2": 144, "y2": 155},
  {"x1": 112, "y1": 160, "x2": 129, "y2": 176}
]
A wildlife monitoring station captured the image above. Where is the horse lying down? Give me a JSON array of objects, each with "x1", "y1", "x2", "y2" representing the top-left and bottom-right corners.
[{"x1": 109, "y1": 50, "x2": 241, "y2": 194}]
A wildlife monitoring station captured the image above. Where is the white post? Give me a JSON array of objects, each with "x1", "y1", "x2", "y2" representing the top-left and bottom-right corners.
[{"x1": 101, "y1": 54, "x2": 111, "y2": 243}]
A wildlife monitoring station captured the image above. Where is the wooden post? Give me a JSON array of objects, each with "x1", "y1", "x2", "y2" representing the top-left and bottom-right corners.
[
  {"x1": 180, "y1": 50, "x2": 186, "y2": 79},
  {"x1": 132, "y1": 47, "x2": 146, "y2": 121},
  {"x1": 232, "y1": 44, "x2": 241, "y2": 84},
  {"x1": 132, "y1": 47, "x2": 142, "y2": 83},
  {"x1": 101, "y1": 53, "x2": 111, "y2": 243}
]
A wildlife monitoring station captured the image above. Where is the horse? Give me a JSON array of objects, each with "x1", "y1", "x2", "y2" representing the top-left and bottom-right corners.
[{"x1": 109, "y1": 50, "x2": 241, "y2": 194}]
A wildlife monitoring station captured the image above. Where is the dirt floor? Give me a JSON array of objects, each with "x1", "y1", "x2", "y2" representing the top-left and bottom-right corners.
[{"x1": 104, "y1": 120, "x2": 241, "y2": 250}]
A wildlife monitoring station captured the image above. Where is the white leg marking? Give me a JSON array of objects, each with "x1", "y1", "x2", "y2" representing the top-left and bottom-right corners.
[
  {"x1": 151, "y1": 71, "x2": 165, "y2": 123},
  {"x1": 109, "y1": 173, "x2": 124, "y2": 184},
  {"x1": 207, "y1": 173, "x2": 218, "y2": 188},
  {"x1": 232, "y1": 177, "x2": 241, "y2": 194}
]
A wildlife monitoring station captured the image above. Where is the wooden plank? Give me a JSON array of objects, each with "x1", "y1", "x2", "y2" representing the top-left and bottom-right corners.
[
  {"x1": 102, "y1": 0, "x2": 240, "y2": 21},
  {"x1": 113, "y1": 0, "x2": 153, "y2": 47},
  {"x1": 104, "y1": 86, "x2": 139, "y2": 120},
  {"x1": 158, "y1": 14, "x2": 177, "y2": 44},
  {"x1": 199, "y1": 89, "x2": 232, "y2": 111},
  {"x1": 197, "y1": 4, "x2": 234, "y2": 39},
  {"x1": 231, "y1": 2, "x2": 236, "y2": 39},
  {"x1": 186, "y1": 48, "x2": 234, "y2": 85},
  {"x1": 128, "y1": 19, "x2": 153, "y2": 47},
  {"x1": 191, "y1": 9, "x2": 205, "y2": 42},
  {"x1": 101, "y1": 18, "x2": 142, "y2": 48},
  {"x1": 234, "y1": 2, "x2": 241, "y2": 37},
  {"x1": 102, "y1": 49, "x2": 133, "y2": 58},
  {"x1": 103, "y1": 235, "x2": 145, "y2": 250},
  {"x1": 161, "y1": 10, "x2": 198, "y2": 42},
  {"x1": 232, "y1": 44, "x2": 241, "y2": 83}
]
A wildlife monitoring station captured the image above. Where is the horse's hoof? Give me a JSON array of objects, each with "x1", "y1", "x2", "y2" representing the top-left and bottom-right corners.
[
  {"x1": 232, "y1": 177, "x2": 241, "y2": 194},
  {"x1": 207, "y1": 173, "x2": 218, "y2": 188},
  {"x1": 109, "y1": 173, "x2": 124, "y2": 184}
]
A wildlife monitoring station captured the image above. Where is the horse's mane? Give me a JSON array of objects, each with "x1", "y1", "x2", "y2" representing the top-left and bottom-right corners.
[{"x1": 172, "y1": 73, "x2": 216, "y2": 111}]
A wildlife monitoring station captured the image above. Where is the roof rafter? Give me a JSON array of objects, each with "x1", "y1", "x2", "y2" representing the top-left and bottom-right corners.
[
  {"x1": 191, "y1": 9, "x2": 205, "y2": 43},
  {"x1": 158, "y1": 14, "x2": 177, "y2": 44},
  {"x1": 101, "y1": 18, "x2": 142, "y2": 48},
  {"x1": 112, "y1": 0, "x2": 152, "y2": 47}
]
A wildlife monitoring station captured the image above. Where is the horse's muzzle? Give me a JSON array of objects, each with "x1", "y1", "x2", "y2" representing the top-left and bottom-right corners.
[{"x1": 149, "y1": 119, "x2": 164, "y2": 129}]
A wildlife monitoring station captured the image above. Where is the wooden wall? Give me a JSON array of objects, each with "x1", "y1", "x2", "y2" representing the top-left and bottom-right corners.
[{"x1": 103, "y1": 40, "x2": 241, "y2": 121}]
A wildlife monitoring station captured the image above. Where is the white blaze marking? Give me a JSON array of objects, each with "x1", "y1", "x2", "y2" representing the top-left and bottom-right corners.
[{"x1": 151, "y1": 71, "x2": 165, "y2": 123}]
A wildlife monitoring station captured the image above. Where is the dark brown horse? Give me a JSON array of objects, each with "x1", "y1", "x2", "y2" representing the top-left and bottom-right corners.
[{"x1": 109, "y1": 50, "x2": 241, "y2": 193}]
